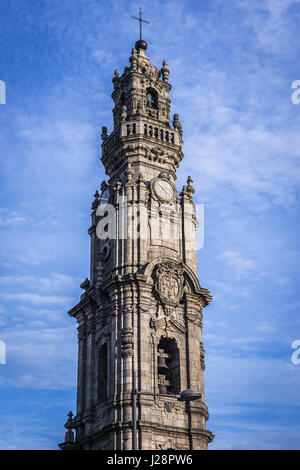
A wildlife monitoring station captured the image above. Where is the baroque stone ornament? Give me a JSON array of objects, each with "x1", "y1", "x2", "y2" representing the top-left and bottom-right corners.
[
  {"x1": 60, "y1": 33, "x2": 214, "y2": 451},
  {"x1": 154, "y1": 261, "x2": 184, "y2": 306},
  {"x1": 121, "y1": 327, "x2": 134, "y2": 357},
  {"x1": 154, "y1": 398, "x2": 184, "y2": 414},
  {"x1": 157, "y1": 441, "x2": 188, "y2": 451}
]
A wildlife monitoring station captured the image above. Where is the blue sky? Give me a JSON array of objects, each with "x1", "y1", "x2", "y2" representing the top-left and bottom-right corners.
[{"x1": 0, "y1": 0, "x2": 300, "y2": 449}]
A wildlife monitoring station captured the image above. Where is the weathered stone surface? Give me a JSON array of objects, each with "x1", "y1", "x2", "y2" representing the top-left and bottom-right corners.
[{"x1": 59, "y1": 40, "x2": 214, "y2": 451}]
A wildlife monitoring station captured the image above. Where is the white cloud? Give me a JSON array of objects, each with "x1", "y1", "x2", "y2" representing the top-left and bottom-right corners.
[
  {"x1": 19, "y1": 117, "x2": 97, "y2": 191},
  {"x1": 0, "y1": 425, "x2": 60, "y2": 450},
  {"x1": 240, "y1": 0, "x2": 300, "y2": 54},
  {"x1": 0, "y1": 210, "x2": 29, "y2": 227},
  {"x1": 0, "y1": 250, "x2": 49, "y2": 268},
  {"x1": 0, "y1": 326, "x2": 77, "y2": 390},
  {"x1": 0, "y1": 273, "x2": 79, "y2": 294},
  {"x1": 254, "y1": 321, "x2": 277, "y2": 333},
  {"x1": 0, "y1": 293, "x2": 73, "y2": 306},
  {"x1": 209, "y1": 424, "x2": 300, "y2": 450},
  {"x1": 219, "y1": 250, "x2": 257, "y2": 279},
  {"x1": 183, "y1": 121, "x2": 300, "y2": 211},
  {"x1": 205, "y1": 353, "x2": 300, "y2": 406}
]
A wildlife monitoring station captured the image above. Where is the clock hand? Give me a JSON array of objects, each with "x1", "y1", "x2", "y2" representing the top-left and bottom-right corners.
[{"x1": 157, "y1": 182, "x2": 169, "y2": 195}]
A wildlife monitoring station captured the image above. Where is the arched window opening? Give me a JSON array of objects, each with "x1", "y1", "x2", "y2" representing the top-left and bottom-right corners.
[
  {"x1": 146, "y1": 88, "x2": 158, "y2": 109},
  {"x1": 98, "y1": 343, "x2": 108, "y2": 403},
  {"x1": 157, "y1": 337, "x2": 180, "y2": 395}
]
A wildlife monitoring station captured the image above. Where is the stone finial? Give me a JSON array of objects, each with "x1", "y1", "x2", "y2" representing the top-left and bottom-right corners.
[
  {"x1": 181, "y1": 185, "x2": 188, "y2": 198},
  {"x1": 64, "y1": 411, "x2": 75, "y2": 444},
  {"x1": 187, "y1": 175, "x2": 195, "y2": 196},
  {"x1": 173, "y1": 113, "x2": 179, "y2": 127},
  {"x1": 91, "y1": 190, "x2": 100, "y2": 210},
  {"x1": 161, "y1": 59, "x2": 170, "y2": 82},
  {"x1": 115, "y1": 178, "x2": 122, "y2": 192},
  {"x1": 80, "y1": 278, "x2": 90, "y2": 291},
  {"x1": 121, "y1": 105, "x2": 127, "y2": 121},
  {"x1": 130, "y1": 48, "x2": 138, "y2": 71},
  {"x1": 112, "y1": 70, "x2": 120, "y2": 89},
  {"x1": 101, "y1": 126, "x2": 108, "y2": 141},
  {"x1": 126, "y1": 162, "x2": 133, "y2": 184},
  {"x1": 173, "y1": 114, "x2": 183, "y2": 136}
]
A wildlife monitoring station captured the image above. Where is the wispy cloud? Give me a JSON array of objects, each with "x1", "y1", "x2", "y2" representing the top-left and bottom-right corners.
[
  {"x1": 254, "y1": 321, "x2": 277, "y2": 333},
  {"x1": 240, "y1": 0, "x2": 300, "y2": 55},
  {"x1": 0, "y1": 273, "x2": 79, "y2": 293},
  {"x1": 219, "y1": 250, "x2": 258, "y2": 279},
  {"x1": 0, "y1": 292, "x2": 73, "y2": 305},
  {"x1": 0, "y1": 325, "x2": 77, "y2": 390}
]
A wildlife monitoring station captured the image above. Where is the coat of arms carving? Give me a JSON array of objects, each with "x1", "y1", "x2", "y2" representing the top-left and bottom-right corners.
[{"x1": 154, "y1": 261, "x2": 184, "y2": 306}]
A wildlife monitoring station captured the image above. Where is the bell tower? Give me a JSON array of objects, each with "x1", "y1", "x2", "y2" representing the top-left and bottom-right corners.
[{"x1": 59, "y1": 37, "x2": 214, "y2": 451}]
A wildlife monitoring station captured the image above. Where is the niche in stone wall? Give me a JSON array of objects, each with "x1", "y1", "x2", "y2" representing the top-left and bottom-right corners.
[
  {"x1": 157, "y1": 337, "x2": 180, "y2": 395},
  {"x1": 98, "y1": 343, "x2": 108, "y2": 403}
]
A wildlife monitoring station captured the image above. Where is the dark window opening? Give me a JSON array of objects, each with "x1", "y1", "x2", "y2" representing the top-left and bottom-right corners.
[
  {"x1": 157, "y1": 337, "x2": 180, "y2": 395},
  {"x1": 120, "y1": 92, "x2": 126, "y2": 105},
  {"x1": 98, "y1": 343, "x2": 108, "y2": 403},
  {"x1": 146, "y1": 88, "x2": 158, "y2": 109}
]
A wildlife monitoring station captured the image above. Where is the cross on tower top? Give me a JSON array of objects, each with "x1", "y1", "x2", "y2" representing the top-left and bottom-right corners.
[{"x1": 131, "y1": 7, "x2": 150, "y2": 41}]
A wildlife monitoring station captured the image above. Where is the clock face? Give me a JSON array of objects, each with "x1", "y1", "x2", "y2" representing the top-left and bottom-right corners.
[{"x1": 153, "y1": 179, "x2": 175, "y2": 202}]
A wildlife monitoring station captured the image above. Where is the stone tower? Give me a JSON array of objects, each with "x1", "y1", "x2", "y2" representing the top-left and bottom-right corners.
[{"x1": 59, "y1": 38, "x2": 214, "y2": 451}]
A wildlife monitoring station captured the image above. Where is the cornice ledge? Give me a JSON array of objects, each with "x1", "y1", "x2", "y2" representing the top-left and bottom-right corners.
[
  {"x1": 198, "y1": 287, "x2": 213, "y2": 306},
  {"x1": 68, "y1": 295, "x2": 95, "y2": 318}
]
